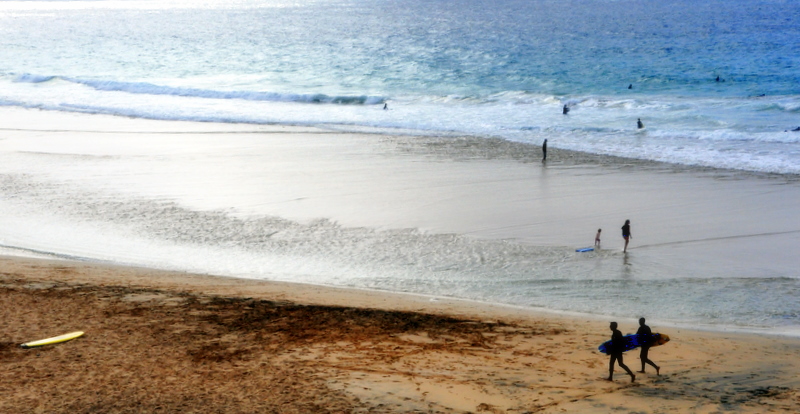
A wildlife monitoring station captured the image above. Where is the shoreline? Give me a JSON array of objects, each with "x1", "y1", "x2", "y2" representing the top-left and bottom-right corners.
[
  {"x1": 3, "y1": 106, "x2": 800, "y2": 181},
  {"x1": 3, "y1": 255, "x2": 800, "y2": 413},
  {"x1": 2, "y1": 249, "x2": 799, "y2": 339},
  {"x1": 2, "y1": 252, "x2": 797, "y2": 341}
]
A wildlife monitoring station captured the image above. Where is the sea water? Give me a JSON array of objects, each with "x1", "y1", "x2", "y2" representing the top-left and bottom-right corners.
[
  {"x1": 2, "y1": 0, "x2": 799, "y2": 174},
  {"x1": 1, "y1": 0, "x2": 799, "y2": 334}
]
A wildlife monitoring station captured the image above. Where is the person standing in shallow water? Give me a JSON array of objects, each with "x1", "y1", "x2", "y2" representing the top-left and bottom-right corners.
[
  {"x1": 621, "y1": 219, "x2": 632, "y2": 252},
  {"x1": 607, "y1": 322, "x2": 635, "y2": 382},
  {"x1": 637, "y1": 118, "x2": 644, "y2": 129},
  {"x1": 637, "y1": 317, "x2": 660, "y2": 375},
  {"x1": 542, "y1": 139, "x2": 547, "y2": 162}
]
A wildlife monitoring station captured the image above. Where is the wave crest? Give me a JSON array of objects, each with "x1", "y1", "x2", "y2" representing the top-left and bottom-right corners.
[
  {"x1": 13, "y1": 74, "x2": 56, "y2": 83},
  {"x1": 66, "y1": 77, "x2": 385, "y2": 105},
  {"x1": 10, "y1": 73, "x2": 385, "y2": 105}
]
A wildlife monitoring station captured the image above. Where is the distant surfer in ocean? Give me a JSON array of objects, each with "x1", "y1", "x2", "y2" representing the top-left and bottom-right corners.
[
  {"x1": 636, "y1": 318, "x2": 661, "y2": 375},
  {"x1": 562, "y1": 104, "x2": 569, "y2": 115},
  {"x1": 621, "y1": 219, "x2": 632, "y2": 252},
  {"x1": 595, "y1": 229, "x2": 602, "y2": 247},
  {"x1": 607, "y1": 322, "x2": 636, "y2": 382},
  {"x1": 637, "y1": 118, "x2": 644, "y2": 129},
  {"x1": 383, "y1": 103, "x2": 388, "y2": 110},
  {"x1": 542, "y1": 139, "x2": 547, "y2": 162}
]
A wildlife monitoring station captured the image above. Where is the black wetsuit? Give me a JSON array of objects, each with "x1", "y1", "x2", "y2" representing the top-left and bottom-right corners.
[
  {"x1": 609, "y1": 328, "x2": 633, "y2": 378},
  {"x1": 637, "y1": 324, "x2": 652, "y2": 347},
  {"x1": 542, "y1": 140, "x2": 547, "y2": 161}
]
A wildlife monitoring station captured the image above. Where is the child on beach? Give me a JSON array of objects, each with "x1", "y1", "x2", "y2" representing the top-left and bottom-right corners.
[{"x1": 594, "y1": 229, "x2": 601, "y2": 247}]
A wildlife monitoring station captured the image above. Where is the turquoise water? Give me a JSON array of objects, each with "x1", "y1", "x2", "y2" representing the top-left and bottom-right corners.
[
  {"x1": 1, "y1": 0, "x2": 799, "y2": 334},
  {"x1": 1, "y1": 0, "x2": 799, "y2": 172}
]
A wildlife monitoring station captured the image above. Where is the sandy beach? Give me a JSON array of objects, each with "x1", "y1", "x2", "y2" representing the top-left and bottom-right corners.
[{"x1": 2, "y1": 256, "x2": 799, "y2": 413}]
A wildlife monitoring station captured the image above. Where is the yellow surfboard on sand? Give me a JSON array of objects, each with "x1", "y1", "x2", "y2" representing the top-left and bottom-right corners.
[{"x1": 20, "y1": 331, "x2": 84, "y2": 349}]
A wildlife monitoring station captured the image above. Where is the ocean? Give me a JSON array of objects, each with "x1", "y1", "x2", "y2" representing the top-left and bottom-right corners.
[{"x1": 1, "y1": 0, "x2": 799, "y2": 334}]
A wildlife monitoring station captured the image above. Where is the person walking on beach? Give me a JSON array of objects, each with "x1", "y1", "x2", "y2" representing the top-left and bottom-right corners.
[
  {"x1": 636, "y1": 317, "x2": 660, "y2": 375},
  {"x1": 607, "y1": 322, "x2": 635, "y2": 382},
  {"x1": 621, "y1": 219, "x2": 632, "y2": 252},
  {"x1": 595, "y1": 229, "x2": 602, "y2": 247},
  {"x1": 542, "y1": 139, "x2": 548, "y2": 162}
]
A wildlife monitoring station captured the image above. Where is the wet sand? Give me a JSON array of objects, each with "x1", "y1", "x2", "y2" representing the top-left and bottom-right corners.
[
  {"x1": 3, "y1": 107, "x2": 799, "y2": 286},
  {"x1": 2, "y1": 256, "x2": 799, "y2": 413}
]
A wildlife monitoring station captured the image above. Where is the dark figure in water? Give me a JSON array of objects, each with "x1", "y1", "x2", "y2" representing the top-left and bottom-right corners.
[
  {"x1": 607, "y1": 322, "x2": 636, "y2": 382},
  {"x1": 628, "y1": 84, "x2": 633, "y2": 89},
  {"x1": 542, "y1": 139, "x2": 548, "y2": 162},
  {"x1": 562, "y1": 104, "x2": 569, "y2": 115},
  {"x1": 383, "y1": 103, "x2": 388, "y2": 110},
  {"x1": 621, "y1": 219, "x2": 632, "y2": 252},
  {"x1": 637, "y1": 118, "x2": 644, "y2": 129},
  {"x1": 636, "y1": 318, "x2": 661, "y2": 375}
]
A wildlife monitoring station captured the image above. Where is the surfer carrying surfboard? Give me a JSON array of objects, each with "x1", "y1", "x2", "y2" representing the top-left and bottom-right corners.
[
  {"x1": 637, "y1": 318, "x2": 661, "y2": 375},
  {"x1": 607, "y1": 322, "x2": 636, "y2": 382},
  {"x1": 621, "y1": 220, "x2": 632, "y2": 252}
]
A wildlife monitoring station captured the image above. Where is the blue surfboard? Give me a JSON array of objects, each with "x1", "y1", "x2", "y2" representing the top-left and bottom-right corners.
[
  {"x1": 598, "y1": 334, "x2": 651, "y2": 354},
  {"x1": 598, "y1": 333, "x2": 670, "y2": 354},
  {"x1": 576, "y1": 247, "x2": 594, "y2": 252}
]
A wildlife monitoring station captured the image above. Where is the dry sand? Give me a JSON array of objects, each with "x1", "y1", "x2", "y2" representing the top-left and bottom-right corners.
[{"x1": 2, "y1": 256, "x2": 799, "y2": 413}]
